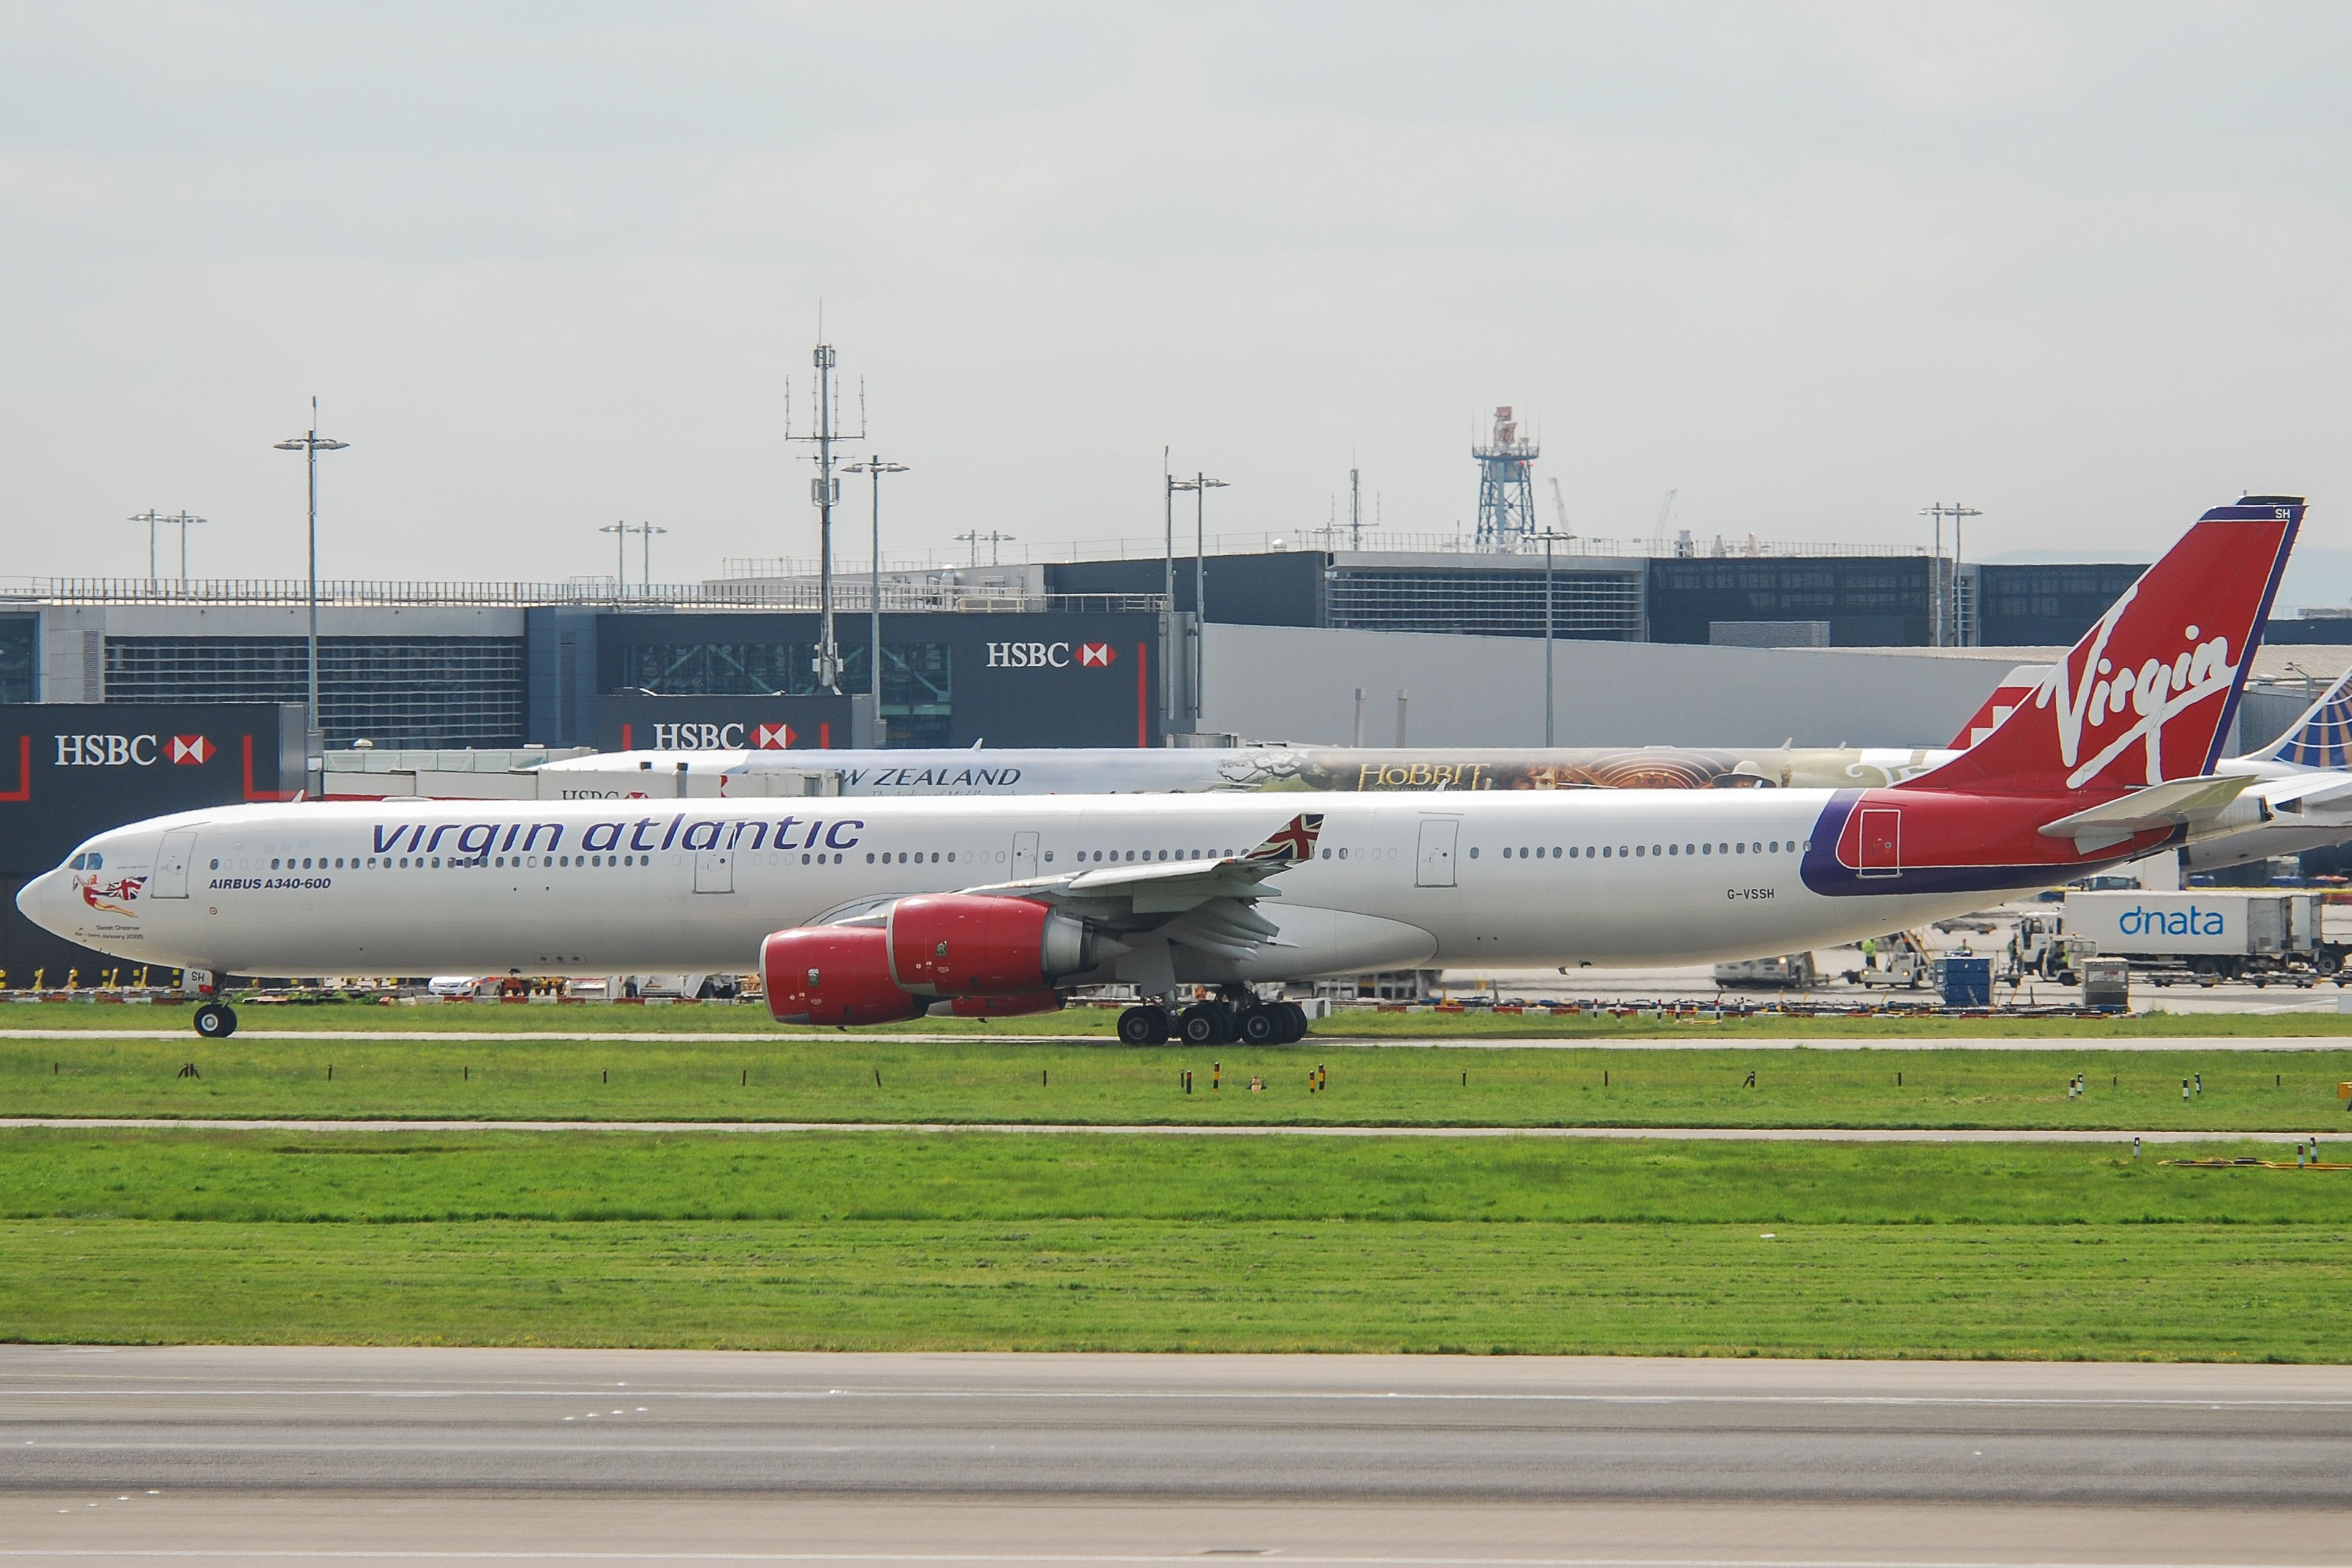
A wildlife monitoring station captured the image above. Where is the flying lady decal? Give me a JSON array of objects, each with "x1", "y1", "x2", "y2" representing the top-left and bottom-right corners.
[{"x1": 77, "y1": 874, "x2": 146, "y2": 918}]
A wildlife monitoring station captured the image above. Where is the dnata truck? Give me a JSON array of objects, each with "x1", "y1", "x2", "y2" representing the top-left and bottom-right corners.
[{"x1": 2007, "y1": 891, "x2": 2344, "y2": 987}]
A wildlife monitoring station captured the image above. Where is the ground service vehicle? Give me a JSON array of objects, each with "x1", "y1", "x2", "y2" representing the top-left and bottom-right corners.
[
  {"x1": 2060, "y1": 890, "x2": 2340, "y2": 984},
  {"x1": 12, "y1": 499, "x2": 2305, "y2": 1041},
  {"x1": 1713, "y1": 952, "x2": 1818, "y2": 989},
  {"x1": 1841, "y1": 930, "x2": 1934, "y2": 989}
]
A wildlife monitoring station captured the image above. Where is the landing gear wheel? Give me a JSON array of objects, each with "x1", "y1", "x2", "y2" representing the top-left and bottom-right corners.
[
  {"x1": 1238, "y1": 1005, "x2": 1283, "y2": 1046},
  {"x1": 1117, "y1": 1005, "x2": 1170, "y2": 1046},
  {"x1": 1178, "y1": 1003, "x2": 1231, "y2": 1046},
  {"x1": 193, "y1": 1003, "x2": 237, "y2": 1040},
  {"x1": 1280, "y1": 1002, "x2": 1310, "y2": 1043}
]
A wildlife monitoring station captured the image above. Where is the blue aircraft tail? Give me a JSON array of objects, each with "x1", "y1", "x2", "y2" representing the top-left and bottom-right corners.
[{"x1": 2257, "y1": 662, "x2": 2352, "y2": 768}]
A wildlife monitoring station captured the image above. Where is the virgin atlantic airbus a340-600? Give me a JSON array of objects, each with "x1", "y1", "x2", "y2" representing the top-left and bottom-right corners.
[{"x1": 18, "y1": 497, "x2": 2304, "y2": 1045}]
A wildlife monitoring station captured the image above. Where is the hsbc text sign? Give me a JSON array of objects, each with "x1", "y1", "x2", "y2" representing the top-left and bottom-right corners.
[
  {"x1": 649, "y1": 722, "x2": 797, "y2": 751},
  {"x1": 986, "y1": 640, "x2": 1117, "y2": 669},
  {"x1": 53, "y1": 734, "x2": 216, "y2": 767}
]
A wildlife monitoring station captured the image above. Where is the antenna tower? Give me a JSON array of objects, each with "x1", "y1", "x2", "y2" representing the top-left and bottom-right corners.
[
  {"x1": 786, "y1": 338, "x2": 866, "y2": 693},
  {"x1": 1472, "y1": 406, "x2": 1539, "y2": 551}
]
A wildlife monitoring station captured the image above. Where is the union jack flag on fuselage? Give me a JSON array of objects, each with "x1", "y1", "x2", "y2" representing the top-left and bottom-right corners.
[{"x1": 1243, "y1": 813, "x2": 1324, "y2": 864}]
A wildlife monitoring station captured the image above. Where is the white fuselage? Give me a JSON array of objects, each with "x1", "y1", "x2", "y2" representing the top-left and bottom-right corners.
[{"x1": 23, "y1": 790, "x2": 2062, "y2": 981}]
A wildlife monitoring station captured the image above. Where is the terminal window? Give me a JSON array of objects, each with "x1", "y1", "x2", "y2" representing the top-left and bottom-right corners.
[
  {"x1": 0, "y1": 615, "x2": 32, "y2": 704},
  {"x1": 1325, "y1": 568, "x2": 1643, "y2": 641},
  {"x1": 104, "y1": 636, "x2": 525, "y2": 747}
]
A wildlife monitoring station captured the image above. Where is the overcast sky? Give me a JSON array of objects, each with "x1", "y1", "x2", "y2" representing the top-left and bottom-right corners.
[{"x1": 6, "y1": 3, "x2": 2350, "y2": 595}]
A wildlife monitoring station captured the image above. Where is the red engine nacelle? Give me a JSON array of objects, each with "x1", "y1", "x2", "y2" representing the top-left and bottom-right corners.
[
  {"x1": 948, "y1": 990, "x2": 1065, "y2": 1019},
  {"x1": 887, "y1": 894, "x2": 1099, "y2": 996},
  {"x1": 761, "y1": 925, "x2": 924, "y2": 1026}
]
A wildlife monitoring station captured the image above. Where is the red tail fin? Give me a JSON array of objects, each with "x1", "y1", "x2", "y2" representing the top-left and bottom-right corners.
[{"x1": 1905, "y1": 497, "x2": 2301, "y2": 795}]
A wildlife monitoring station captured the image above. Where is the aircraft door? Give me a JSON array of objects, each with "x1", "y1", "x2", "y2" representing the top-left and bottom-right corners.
[
  {"x1": 693, "y1": 847, "x2": 735, "y2": 894},
  {"x1": 151, "y1": 830, "x2": 197, "y2": 899},
  {"x1": 1012, "y1": 831, "x2": 1039, "y2": 879},
  {"x1": 1858, "y1": 808, "x2": 1901, "y2": 878},
  {"x1": 1415, "y1": 817, "x2": 1459, "y2": 888}
]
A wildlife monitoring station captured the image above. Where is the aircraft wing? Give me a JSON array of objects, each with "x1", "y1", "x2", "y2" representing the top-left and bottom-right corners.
[
  {"x1": 957, "y1": 812, "x2": 1324, "y2": 918},
  {"x1": 938, "y1": 812, "x2": 1327, "y2": 966}
]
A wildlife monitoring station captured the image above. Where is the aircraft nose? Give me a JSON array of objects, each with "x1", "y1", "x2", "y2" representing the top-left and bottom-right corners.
[{"x1": 15, "y1": 870, "x2": 67, "y2": 938}]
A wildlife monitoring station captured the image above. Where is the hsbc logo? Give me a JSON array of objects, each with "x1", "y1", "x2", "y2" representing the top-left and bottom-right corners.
[
  {"x1": 170, "y1": 735, "x2": 215, "y2": 765},
  {"x1": 55, "y1": 734, "x2": 160, "y2": 767},
  {"x1": 987, "y1": 640, "x2": 1117, "y2": 669},
  {"x1": 652, "y1": 723, "x2": 748, "y2": 751},
  {"x1": 754, "y1": 723, "x2": 795, "y2": 750}
]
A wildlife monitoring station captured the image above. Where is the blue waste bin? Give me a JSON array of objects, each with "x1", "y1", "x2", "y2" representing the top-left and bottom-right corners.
[{"x1": 1940, "y1": 955, "x2": 1991, "y2": 1008}]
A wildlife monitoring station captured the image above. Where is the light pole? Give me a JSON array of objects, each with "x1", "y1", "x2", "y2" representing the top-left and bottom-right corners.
[
  {"x1": 842, "y1": 458, "x2": 908, "y2": 706},
  {"x1": 1920, "y1": 503, "x2": 1982, "y2": 647},
  {"x1": 274, "y1": 398, "x2": 349, "y2": 776},
  {"x1": 1162, "y1": 453, "x2": 1177, "y2": 731},
  {"x1": 127, "y1": 509, "x2": 163, "y2": 585},
  {"x1": 1532, "y1": 528, "x2": 1574, "y2": 746},
  {"x1": 162, "y1": 511, "x2": 206, "y2": 589},
  {"x1": 599, "y1": 521, "x2": 627, "y2": 597},
  {"x1": 634, "y1": 522, "x2": 668, "y2": 596},
  {"x1": 1169, "y1": 473, "x2": 1226, "y2": 731}
]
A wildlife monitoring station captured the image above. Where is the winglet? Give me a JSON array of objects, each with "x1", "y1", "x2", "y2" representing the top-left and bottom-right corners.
[
  {"x1": 1242, "y1": 812, "x2": 1325, "y2": 864},
  {"x1": 2255, "y1": 660, "x2": 2352, "y2": 768}
]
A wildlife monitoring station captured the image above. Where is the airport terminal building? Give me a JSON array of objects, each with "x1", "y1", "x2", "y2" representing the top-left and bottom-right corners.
[{"x1": 3, "y1": 543, "x2": 2339, "y2": 758}]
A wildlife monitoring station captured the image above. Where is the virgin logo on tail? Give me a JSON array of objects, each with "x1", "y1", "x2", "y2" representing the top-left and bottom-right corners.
[
  {"x1": 2038, "y1": 589, "x2": 2239, "y2": 788},
  {"x1": 1908, "y1": 497, "x2": 2302, "y2": 797}
]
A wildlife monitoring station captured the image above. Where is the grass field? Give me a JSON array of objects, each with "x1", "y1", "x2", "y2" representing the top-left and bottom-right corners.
[
  {"x1": 13, "y1": 998, "x2": 2352, "y2": 1039},
  {"x1": 3, "y1": 1128, "x2": 2344, "y2": 1357},
  {"x1": 9, "y1": 1034, "x2": 2352, "y2": 1128}
]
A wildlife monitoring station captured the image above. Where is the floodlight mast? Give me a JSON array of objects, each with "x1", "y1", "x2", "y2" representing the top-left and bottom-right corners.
[
  {"x1": 842, "y1": 458, "x2": 910, "y2": 714},
  {"x1": 273, "y1": 398, "x2": 349, "y2": 785},
  {"x1": 1169, "y1": 472, "x2": 1227, "y2": 731},
  {"x1": 1531, "y1": 527, "x2": 1575, "y2": 747},
  {"x1": 127, "y1": 510, "x2": 163, "y2": 585},
  {"x1": 161, "y1": 511, "x2": 206, "y2": 589}
]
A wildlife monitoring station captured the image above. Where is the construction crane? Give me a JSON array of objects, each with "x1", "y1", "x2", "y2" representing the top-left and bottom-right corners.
[
  {"x1": 1548, "y1": 477, "x2": 1574, "y2": 538},
  {"x1": 1653, "y1": 488, "x2": 1679, "y2": 552}
]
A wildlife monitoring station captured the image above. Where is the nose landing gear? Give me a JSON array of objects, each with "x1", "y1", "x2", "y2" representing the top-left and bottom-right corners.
[{"x1": 192, "y1": 1002, "x2": 238, "y2": 1040}]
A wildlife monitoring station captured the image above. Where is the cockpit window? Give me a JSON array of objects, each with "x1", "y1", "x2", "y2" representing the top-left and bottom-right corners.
[{"x1": 68, "y1": 851, "x2": 101, "y2": 870}]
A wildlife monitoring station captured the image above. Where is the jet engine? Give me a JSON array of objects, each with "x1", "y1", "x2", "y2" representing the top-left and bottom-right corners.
[
  {"x1": 884, "y1": 894, "x2": 1121, "y2": 996},
  {"x1": 948, "y1": 991, "x2": 1065, "y2": 1019},
  {"x1": 760, "y1": 925, "x2": 925, "y2": 1026}
]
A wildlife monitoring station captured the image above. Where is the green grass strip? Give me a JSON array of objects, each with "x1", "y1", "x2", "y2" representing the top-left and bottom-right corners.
[
  {"x1": 4, "y1": 1218, "x2": 2340, "y2": 1359},
  {"x1": 2, "y1": 1128, "x2": 2345, "y2": 1226},
  {"x1": 11, "y1": 1037, "x2": 2352, "y2": 1128}
]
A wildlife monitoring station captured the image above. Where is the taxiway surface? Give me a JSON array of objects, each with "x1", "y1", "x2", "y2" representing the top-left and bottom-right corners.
[{"x1": 4, "y1": 1349, "x2": 2350, "y2": 1564}]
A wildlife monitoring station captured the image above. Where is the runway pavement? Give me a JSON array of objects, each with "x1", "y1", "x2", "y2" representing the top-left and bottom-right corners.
[
  {"x1": 0, "y1": 1115, "x2": 2337, "y2": 1142},
  {"x1": 5, "y1": 1349, "x2": 2351, "y2": 1565}
]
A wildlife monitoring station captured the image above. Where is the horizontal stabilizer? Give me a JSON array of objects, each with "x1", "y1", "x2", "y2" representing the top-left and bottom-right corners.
[
  {"x1": 2035, "y1": 774, "x2": 2252, "y2": 853},
  {"x1": 2252, "y1": 774, "x2": 2352, "y2": 813}
]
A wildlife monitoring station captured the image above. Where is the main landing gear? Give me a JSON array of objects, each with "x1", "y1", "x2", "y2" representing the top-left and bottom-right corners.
[
  {"x1": 192, "y1": 1002, "x2": 239, "y2": 1040},
  {"x1": 1116, "y1": 997, "x2": 1309, "y2": 1046}
]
